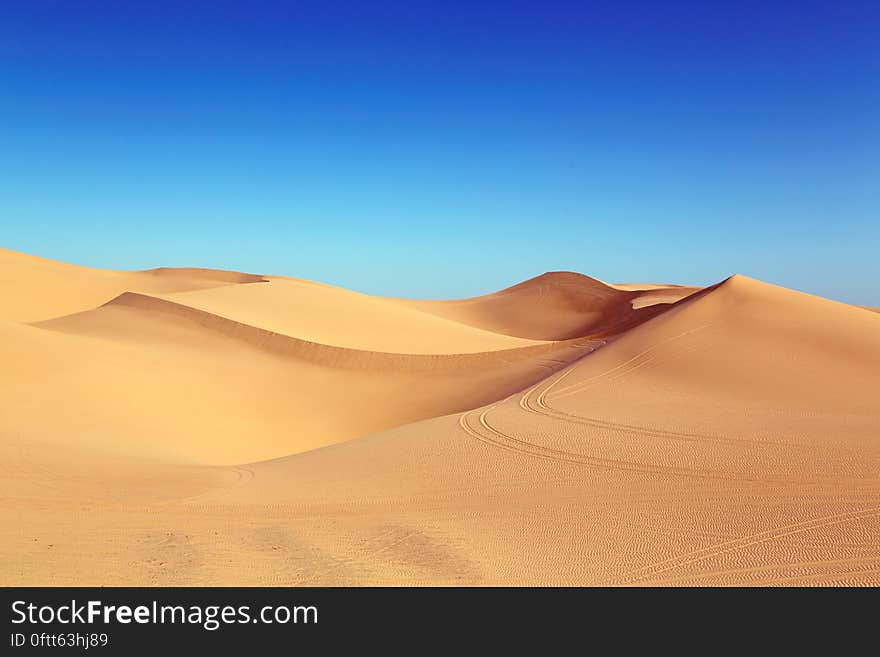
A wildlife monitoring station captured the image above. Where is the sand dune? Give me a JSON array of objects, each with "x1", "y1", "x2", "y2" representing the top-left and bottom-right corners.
[
  {"x1": 11, "y1": 291, "x2": 594, "y2": 464},
  {"x1": 401, "y1": 271, "x2": 681, "y2": 339},
  {"x1": 0, "y1": 247, "x2": 265, "y2": 322},
  {"x1": 160, "y1": 276, "x2": 545, "y2": 353},
  {"x1": 1, "y1": 249, "x2": 878, "y2": 585}
]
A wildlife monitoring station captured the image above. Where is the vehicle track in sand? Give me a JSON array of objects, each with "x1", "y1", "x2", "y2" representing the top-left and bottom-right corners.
[
  {"x1": 518, "y1": 325, "x2": 816, "y2": 451},
  {"x1": 618, "y1": 505, "x2": 880, "y2": 585},
  {"x1": 458, "y1": 325, "x2": 821, "y2": 483}
]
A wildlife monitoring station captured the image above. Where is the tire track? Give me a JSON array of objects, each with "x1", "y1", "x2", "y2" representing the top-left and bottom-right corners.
[
  {"x1": 461, "y1": 404, "x2": 762, "y2": 481},
  {"x1": 170, "y1": 464, "x2": 256, "y2": 507},
  {"x1": 618, "y1": 505, "x2": 880, "y2": 585},
  {"x1": 547, "y1": 325, "x2": 713, "y2": 399},
  {"x1": 630, "y1": 556, "x2": 880, "y2": 587},
  {"x1": 520, "y1": 329, "x2": 808, "y2": 451},
  {"x1": 460, "y1": 363, "x2": 821, "y2": 483}
]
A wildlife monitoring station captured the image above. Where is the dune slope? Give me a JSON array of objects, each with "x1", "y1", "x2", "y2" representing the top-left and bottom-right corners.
[
  {"x1": 7, "y1": 292, "x2": 594, "y2": 464},
  {"x1": 160, "y1": 276, "x2": 545, "y2": 353}
]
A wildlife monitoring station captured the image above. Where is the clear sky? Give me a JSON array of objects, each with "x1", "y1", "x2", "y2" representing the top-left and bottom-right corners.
[{"x1": 2, "y1": 1, "x2": 878, "y2": 302}]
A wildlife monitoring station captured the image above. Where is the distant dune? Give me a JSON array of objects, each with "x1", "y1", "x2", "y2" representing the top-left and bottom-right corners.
[
  {"x1": 0, "y1": 247, "x2": 267, "y2": 323},
  {"x1": 1, "y1": 248, "x2": 878, "y2": 586},
  {"x1": 402, "y1": 271, "x2": 688, "y2": 339}
]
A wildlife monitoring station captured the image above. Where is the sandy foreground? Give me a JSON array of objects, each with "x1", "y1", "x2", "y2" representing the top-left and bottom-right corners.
[{"x1": 1, "y1": 247, "x2": 878, "y2": 586}]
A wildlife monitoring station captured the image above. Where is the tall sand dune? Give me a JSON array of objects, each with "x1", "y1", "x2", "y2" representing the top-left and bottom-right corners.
[
  {"x1": 1, "y1": 249, "x2": 877, "y2": 585},
  {"x1": 206, "y1": 274, "x2": 878, "y2": 585},
  {"x1": 401, "y1": 271, "x2": 683, "y2": 340}
]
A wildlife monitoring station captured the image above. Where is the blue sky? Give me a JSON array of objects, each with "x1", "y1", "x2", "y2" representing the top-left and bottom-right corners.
[{"x1": 2, "y1": 1, "x2": 878, "y2": 302}]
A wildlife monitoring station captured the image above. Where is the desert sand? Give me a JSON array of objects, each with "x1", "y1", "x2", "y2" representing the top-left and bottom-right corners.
[{"x1": 1, "y1": 247, "x2": 878, "y2": 585}]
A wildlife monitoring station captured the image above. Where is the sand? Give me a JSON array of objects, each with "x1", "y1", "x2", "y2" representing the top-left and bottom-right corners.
[{"x1": 1, "y1": 248, "x2": 878, "y2": 585}]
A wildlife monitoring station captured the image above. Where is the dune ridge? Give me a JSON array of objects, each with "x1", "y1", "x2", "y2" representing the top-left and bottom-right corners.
[
  {"x1": 1, "y1": 248, "x2": 878, "y2": 586},
  {"x1": 159, "y1": 277, "x2": 547, "y2": 354},
  {"x1": 0, "y1": 247, "x2": 266, "y2": 322},
  {"x1": 41, "y1": 290, "x2": 591, "y2": 371},
  {"x1": 137, "y1": 267, "x2": 267, "y2": 284}
]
